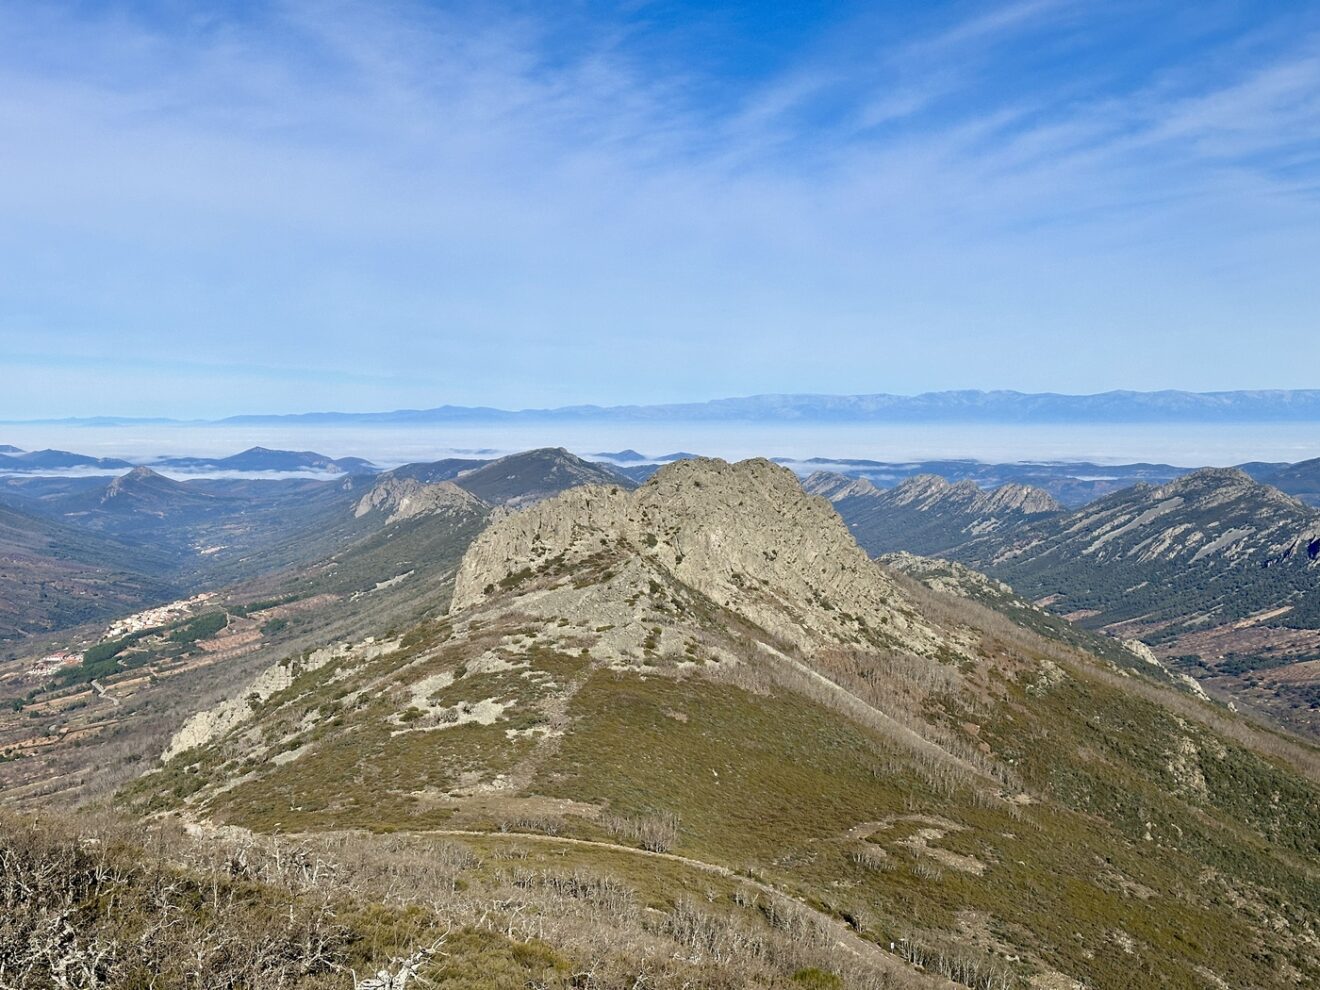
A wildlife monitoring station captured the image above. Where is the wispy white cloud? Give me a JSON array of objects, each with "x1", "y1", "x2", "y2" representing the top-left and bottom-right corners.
[{"x1": 2, "y1": 1, "x2": 1319, "y2": 417}]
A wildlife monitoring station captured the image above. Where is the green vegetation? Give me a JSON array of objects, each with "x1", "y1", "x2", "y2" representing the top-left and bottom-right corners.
[
  {"x1": 230, "y1": 595, "x2": 300, "y2": 616},
  {"x1": 52, "y1": 625, "x2": 169, "y2": 687},
  {"x1": 169, "y1": 611, "x2": 228, "y2": 644}
]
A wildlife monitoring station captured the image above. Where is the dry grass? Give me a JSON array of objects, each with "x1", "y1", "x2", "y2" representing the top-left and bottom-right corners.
[{"x1": 0, "y1": 808, "x2": 948, "y2": 990}]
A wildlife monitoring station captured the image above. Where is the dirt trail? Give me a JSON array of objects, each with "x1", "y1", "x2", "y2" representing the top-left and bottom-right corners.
[
  {"x1": 416, "y1": 828, "x2": 949, "y2": 983},
  {"x1": 181, "y1": 811, "x2": 952, "y2": 985},
  {"x1": 90, "y1": 679, "x2": 121, "y2": 708}
]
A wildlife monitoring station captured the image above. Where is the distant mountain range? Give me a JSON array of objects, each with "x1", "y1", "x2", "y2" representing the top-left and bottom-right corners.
[
  {"x1": 10, "y1": 388, "x2": 1320, "y2": 425},
  {"x1": 0, "y1": 446, "x2": 378, "y2": 476}
]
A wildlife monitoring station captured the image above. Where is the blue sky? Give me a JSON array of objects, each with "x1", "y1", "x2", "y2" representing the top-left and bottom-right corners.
[{"x1": 3, "y1": 1, "x2": 1319, "y2": 417}]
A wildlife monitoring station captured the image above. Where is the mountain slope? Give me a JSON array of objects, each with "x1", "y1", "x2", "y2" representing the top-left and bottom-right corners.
[
  {"x1": 449, "y1": 447, "x2": 634, "y2": 505},
  {"x1": 0, "y1": 473, "x2": 491, "y2": 809},
  {"x1": 805, "y1": 471, "x2": 1063, "y2": 557},
  {"x1": 0, "y1": 501, "x2": 175, "y2": 640},
  {"x1": 877, "y1": 550, "x2": 1199, "y2": 688},
  {"x1": 388, "y1": 456, "x2": 490, "y2": 484},
  {"x1": 136, "y1": 458, "x2": 1320, "y2": 990},
  {"x1": 823, "y1": 468, "x2": 1320, "y2": 736},
  {"x1": 953, "y1": 469, "x2": 1320, "y2": 735},
  {"x1": 38, "y1": 468, "x2": 369, "y2": 577},
  {"x1": 1259, "y1": 456, "x2": 1320, "y2": 506},
  {"x1": 968, "y1": 469, "x2": 1320, "y2": 628}
]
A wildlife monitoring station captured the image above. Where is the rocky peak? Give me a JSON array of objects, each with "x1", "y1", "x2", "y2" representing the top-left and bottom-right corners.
[
  {"x1": 452, "y1": 456, "x2": 943, "y2": 655},
  {"x1": 1159, "y1": 467, "x2": 1254, "y2": 493},
  {"x1": 885, "y1": 474, "x2": 962, "y2": 509},
  {"x1": 977, "y1": 483, "x2": 1062, "y2": 515},
  {"x1": 800, "y1": 470, "x2": 880, "y2": 501},
  {"x1": 1154, "y1": 467, "x2": 1308, "y2": 512},
  {"x1": 104, "y1": 466, "x2": 165, "y2": 498}
]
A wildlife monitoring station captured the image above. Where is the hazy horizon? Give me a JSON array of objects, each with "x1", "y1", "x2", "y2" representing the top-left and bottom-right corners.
[{"x1": 5, "y1": 420, "x2": 1320, "y2": 471}]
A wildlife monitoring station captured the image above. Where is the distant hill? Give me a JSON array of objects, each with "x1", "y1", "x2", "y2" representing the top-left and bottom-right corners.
[
  {"x1": 590, "y1": 449, "x2": 648, "y2": 461},
  {"x1": 367, "y1": 448, "x2": 633, "y2": 508},
  {"x1": 446, "y1": 447, "x2": 634, "y2": 506},
  {"x1": 387, "y1": 457, "x2": 490, "y2": 484},
  {"x1": 153, "y1": 446, "x2": 378, "y2": 474},
  {"x1": 1257, "y1": 456, "x2": 1320, "y2": 506},
  {"x1": 68, "y1": 467, "x2": 233, "y2": 521},
  {"x1": 0, "y1": 448, "x2": 134, "y2": 471}
]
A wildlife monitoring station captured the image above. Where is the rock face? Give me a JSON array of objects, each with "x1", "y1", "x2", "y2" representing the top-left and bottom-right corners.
[
  {"x1": 453, "y1": 457, "x2": 942, "y2": 655},
  {"x1": 355, "y1": 476, "x2": 487, "y2": 524},
  {"x1": 803, "y1": 470, "x2": 1063, "y2": 558},
  {"x1": 800, "y1": 473, "x2": 882, "y2": 501},
  {"x1": 977, "y1": 468, "x2": 1320, "y2": 587},
  {"x1": 162, "y1": 637, "x2": 399, "y2": 762},
  {"x1": 986, "y1": 468, "x2": 1320, "y2": 572}
]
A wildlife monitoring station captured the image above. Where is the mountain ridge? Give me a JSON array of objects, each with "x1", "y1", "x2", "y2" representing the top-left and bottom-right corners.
[
  {"x1": 804, "y1": 470, "x2": 1064, "y2": 558},
  {"x1": 12, "y1": 387, "x2": 1320, "y2": 426},
  {"x1": 131, "y1": 455, "x2": 1320, "y2": 990}
]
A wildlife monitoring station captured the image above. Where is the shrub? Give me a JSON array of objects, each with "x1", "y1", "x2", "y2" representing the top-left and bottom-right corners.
[{"x1": 603, "y1": 811, "x2": 681, "y2": 853}]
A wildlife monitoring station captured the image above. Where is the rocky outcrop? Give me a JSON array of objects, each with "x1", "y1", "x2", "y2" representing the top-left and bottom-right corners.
[
  {"x1": 800, "y1": 472, "x2": 881, "y2": 501},
  {"x1": 879, "y1": 550, "x2": 1014, "y2": 599},
  {"x1": 162, "y1": 636, "x2": 399, "y2": 762},
  {"x1": 804, "y1": 470, "x2": 1062, "y2": 558},
  {"x1": 355, "y1": 477, "x2": 487, "y2": 525},
  {"x1": 453, "y1": 457, "x2": 944, "y2": 656}
]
